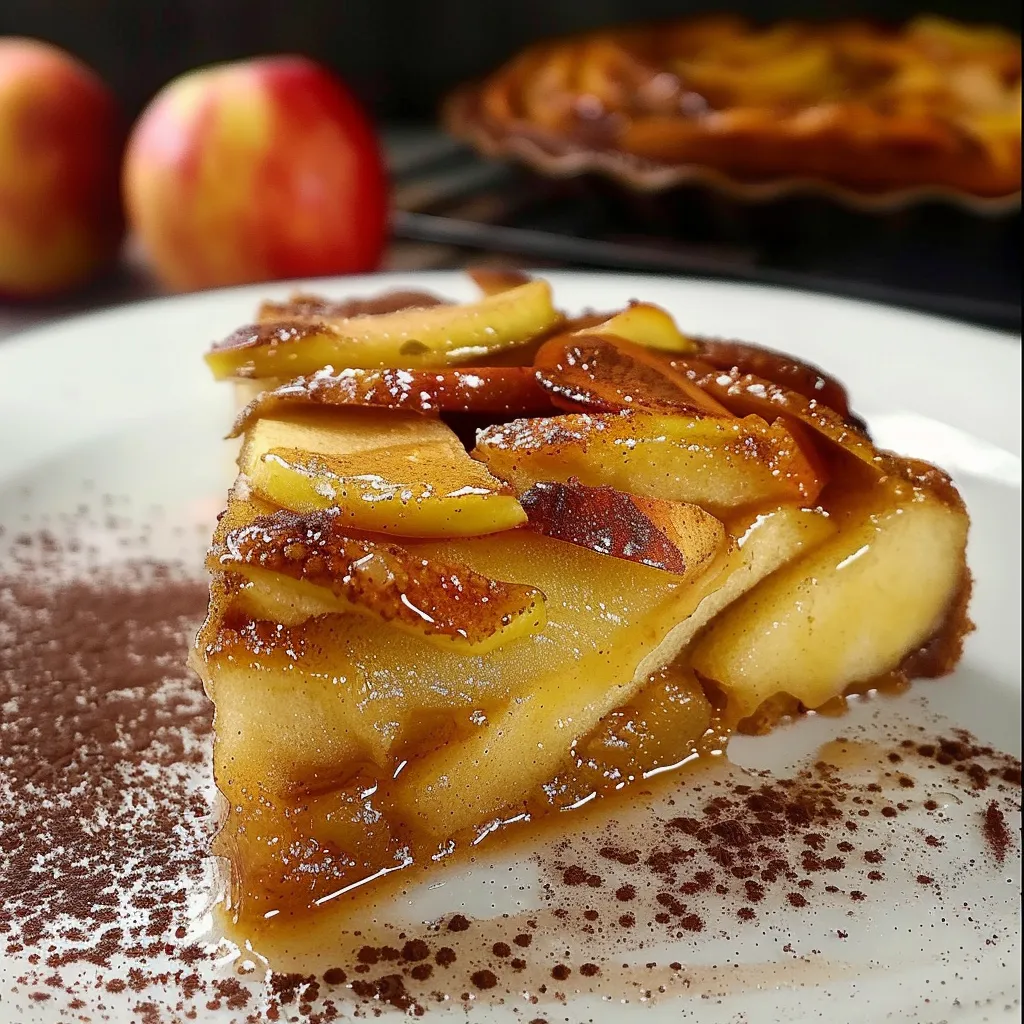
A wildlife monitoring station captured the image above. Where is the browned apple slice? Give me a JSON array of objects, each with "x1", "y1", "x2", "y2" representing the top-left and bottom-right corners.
[
  {"x1": 205, "y1": 279, "x2": 563, "y2": 379},
  {"x1": 519, "y1": 480, "x2": 725, "y2": 582},
  {"x1": 669, "y1": 358, "x2": 879, "y2": 470},
  {"x1": 474, "y1": 410, "x2": 826, "y2": 513},
  {"x1": 211, "y1": 507, "x2": 546, "y2": 654},
  {"x1": 691, "y1": 466, "x2": 970, "y2": 718},
  {"x1": 230, "y1": 365, "x2": 554, "y2": 436},
  {"x1": 258, "y1": 290, "x2": 448, "y2": 322},
  {"x1": 534, "y1": 333, "x2": 731, "y2": 417},
  {"x1": 469, "y1": 267, "x2": 533, "y2": 296},
  {"x1": 694, "y1": 337, "x2": 855, "y2": 423}
]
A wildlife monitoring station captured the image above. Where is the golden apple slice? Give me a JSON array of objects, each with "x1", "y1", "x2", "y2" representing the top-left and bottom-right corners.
[
  {"x1": 474, "y1": 410, "x2": 826, "y2": 514},
  {"x1": 230, "y1": 365, "x2": 554, "y2": 436},
  {"x1": 520, "y1": 480, "x2": 725, "y2": 581},
  {"x1": 239, "y1": 409, "x2": 526, "y2": 537},
  {"x1": 205, "y1": 279, "x2": 563, "y2": 379},
  {"x1": 210, "y1": 506, "x2": 546, "y2": 654},
  {"x1": 586, "y1": 301, "x2": 698, "y2": 354},
  {"x1": 534, "y1": 334, "x2": 730, "y2": 416},
  {"x1": 228, "y1": 290, "x2": 452, "y2": 410},
  {"x1": 390, "y1": 551, "x2": 734, "y2": 839},
  {"x1": 633, "y1": 503, "x2": 838, "y2": 680},
  {"x1": 201, "y1": 527, "x2": 721, "y2": 794},
  {"x1": 691, "y1": 466, "x2": 970, "y2": 718}
]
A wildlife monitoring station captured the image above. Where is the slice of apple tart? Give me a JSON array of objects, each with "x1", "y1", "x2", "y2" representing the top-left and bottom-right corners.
[{"x1": 192, "y1": 272, "x2": 971, "y2": 928}]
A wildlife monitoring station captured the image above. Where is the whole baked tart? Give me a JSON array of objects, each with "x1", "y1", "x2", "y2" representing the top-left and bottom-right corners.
[
  {"x1": 445, "y1": 15, "x2": 1021, "y2": 201},
  {"x1": 192, "y1": 271, "x2": 971, "y2": 928}
]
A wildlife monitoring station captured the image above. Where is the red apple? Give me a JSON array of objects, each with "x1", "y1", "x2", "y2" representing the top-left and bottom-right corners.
[
  {"x1": 123, "y1": 56, "x2": 389, "y2": 291},
  {"x1": 0, "y1": 38, "x2": 123, "y2": 298}
]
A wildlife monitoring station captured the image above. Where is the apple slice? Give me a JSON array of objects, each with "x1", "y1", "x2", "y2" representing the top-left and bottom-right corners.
[
  {"x1": 690, "y1": 466, "x2": 970, "y2": 718},
  {"x1": 257, "y1": 289, "x2": 447, "y2": 322},
  {"x1": 694, "y1": 337, "x2": 855, "y2": 423},
  {"x1": 632, "y1": 503, "x2": 838, "y2": 682},
  {"x1": 205, "y1": 278, "x2": 563, "y2": 379},
  {"x1": 469, "y1": 267, "x2": 533, "y2": 296},
  {"x1": 391, "y1": 548, "x2": 734, "y2": 840},
  {"x1": 519, "y1": 480, "x2": 725, "y2": 582},
  {"x1": 239, "y1": 408, "x2": 526, "y2": 537},
  {"x1": 670, "y1": 358, "x2": 878, "y2": 470},
  {"x1": 585, "y1": 301, "x2": 698, "y2": 354},
  {"x1": 534, "y1": 333, "x2": 730, "y2": 416},
  {"x1": 474, "y1": 410, "x2": 826, "y2": 514},
  {"x1": 229, "y1": 365, "x2": 554, "y2": 436},
  {"x1": 210, "y1": 506, "x2": 546, "y2": 654},
  {"x1": 202, "y1": 523, "x2": 725, "y2": 799}
]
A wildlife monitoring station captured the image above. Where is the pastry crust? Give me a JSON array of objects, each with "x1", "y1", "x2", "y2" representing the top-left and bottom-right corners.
[{"x1": 446, "y1": 15, "x2": 1021, "y2": 202}]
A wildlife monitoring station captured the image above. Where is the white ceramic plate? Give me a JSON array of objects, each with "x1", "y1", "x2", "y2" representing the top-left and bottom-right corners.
[{"x1": 0, "y1": 272, "x2": 1020, "y2": 1024}]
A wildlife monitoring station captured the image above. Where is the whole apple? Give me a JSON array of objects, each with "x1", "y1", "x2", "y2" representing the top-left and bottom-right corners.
[
  {"x1": 0, "y1": 38, "x2": 123, "y2": 299},
  {"x1": 123, "y1": 57, "x2": 389, "y2": 291}
]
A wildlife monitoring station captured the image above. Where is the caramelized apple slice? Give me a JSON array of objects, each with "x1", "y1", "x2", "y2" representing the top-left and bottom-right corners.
[
  {"x1": 239, "y1": 409, "x2": 526, "y2": 538},
  {"x1": 257, "y1": 290, "x2": 447, "y2": 322},
  {"x1": 695, "y1": 337, "x2": 855, "y2": 422},
  {"x1": 586, "y1": 301, "x2": 698, "y2": 354},
  {"x1": 534, "y1": 334, "x2": 730, "y2": 416},
  {"x1": 691, "y1": 464, "x2": 970, "y2": 718},
  {"x1": 211, "y1": 507, "x2": 546, "y2": 654},
  {"x1": 633, "y1": 503, "x2": 838, "y2": 681},
  {"x1": 230, "y1": 365, "x2": 553, "y2": 436},
  {"x1": 671, "y1": 359, "x2": 878, "y2": 470},
  {"x1": 469, "y1": 267, "x2": 533, "y2": 296},
  {"x1": 520, "y1": 480, "x2": 725, "y2": 581},
  {"x1": 474, "y1": 411, "x2": 826, "y2": 514},
  {"x1": 387, "y1": 504, "x2": 836, "y2": 837},
  {"x1": 206, "y1": 279, "x2": 563, "y2": 379}
]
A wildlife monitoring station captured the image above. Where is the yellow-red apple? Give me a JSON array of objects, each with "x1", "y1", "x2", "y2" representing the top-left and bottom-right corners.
[
  {"x1": 0, "y1": 38, "x2": 123, "y2": 298},
  {"x1": 123, "y1": 56, "x2": 388, "y2": 291}
]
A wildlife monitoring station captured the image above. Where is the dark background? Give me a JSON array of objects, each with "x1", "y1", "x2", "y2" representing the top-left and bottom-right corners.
[
  {"x1": 2, "y1": 0, "x2": 1021, "y2": 122},
  {"x1": 3, "y1": 0, "x2": 1019, "y2": 328}
]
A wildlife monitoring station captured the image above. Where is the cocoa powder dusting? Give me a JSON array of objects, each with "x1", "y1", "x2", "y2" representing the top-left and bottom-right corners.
[
  {"x1": 2, "y1": 529, "x2": 1021, "y2": 1021},
  {"x1": 983, "y1": 801, "x2": 1012, "y2": 864},
  {"x1": 0, "y1": 562, "x2": 211, "y2": 986},
  {"x1": 0, "y1": 529, "x2": 247, "y2": 1019}
]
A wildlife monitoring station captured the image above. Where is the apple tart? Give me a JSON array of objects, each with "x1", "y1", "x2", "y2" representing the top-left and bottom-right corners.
[
  {"x1": 192, "y1": 271, "x2": 971, "y2": 926},
  {"x1": 445, "y1": 15, "x2": 1021, "y2": 201}
]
